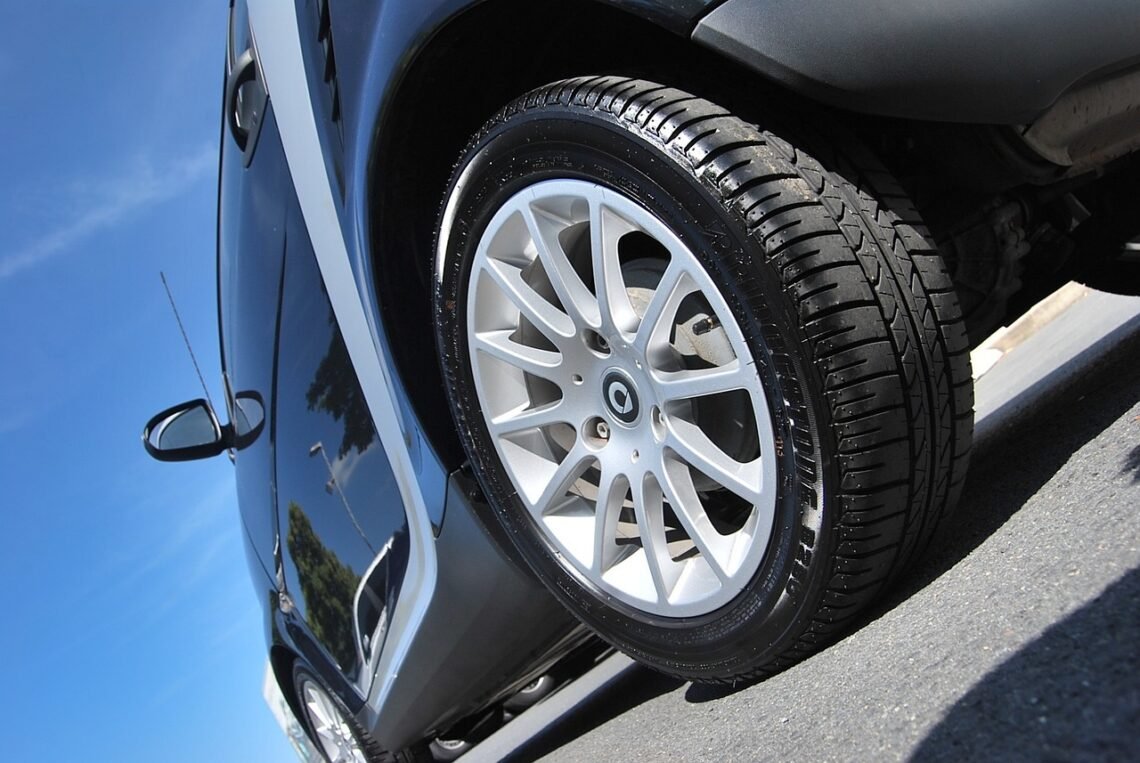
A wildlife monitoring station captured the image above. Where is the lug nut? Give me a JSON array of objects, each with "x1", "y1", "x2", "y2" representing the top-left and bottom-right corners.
[{"x1": 596, "y1": 421, "x2": 610, "y2": 439}]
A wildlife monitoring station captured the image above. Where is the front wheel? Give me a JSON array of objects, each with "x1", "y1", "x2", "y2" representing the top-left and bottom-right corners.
[{"x1": 435, "y1": 77, "x2": 972, "y2": 682}]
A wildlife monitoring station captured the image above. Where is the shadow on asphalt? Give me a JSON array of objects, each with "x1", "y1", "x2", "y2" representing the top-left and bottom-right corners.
[
  {"x1": 1123, "y1": 443, "x2": 1140, "y2": 483},
  {"x1": 502, "y1": 666, "x2": 684, "y2": 762},
  {"x1": 911, "y1": 568, "x2": 1140, "y2": 762}
]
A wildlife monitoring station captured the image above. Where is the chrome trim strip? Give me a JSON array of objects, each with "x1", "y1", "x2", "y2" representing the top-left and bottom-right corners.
[
  {"x1": 351, "y1": 534, "x2": 395, "y2": 674},
  {"x1": 247, "y1": 0, "x2": 438, "y2": 719}
]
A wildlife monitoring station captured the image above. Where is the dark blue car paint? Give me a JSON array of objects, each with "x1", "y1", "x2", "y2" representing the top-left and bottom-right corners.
[{"x1": 217, "y1": 99, "x2": 287, "y2": 582}]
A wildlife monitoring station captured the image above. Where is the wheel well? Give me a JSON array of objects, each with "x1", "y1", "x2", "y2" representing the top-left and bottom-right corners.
[
  {"x1": 269, "y1": 645, "x2": 304, "y2": 731},
  {"x1": 368, "y1": 0, "x2": 781, "y2": 469}
]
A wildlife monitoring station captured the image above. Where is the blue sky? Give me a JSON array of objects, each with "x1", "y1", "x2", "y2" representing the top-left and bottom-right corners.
[{"x1": 0, "y1": 3, "x2": 294, "y2": 760}]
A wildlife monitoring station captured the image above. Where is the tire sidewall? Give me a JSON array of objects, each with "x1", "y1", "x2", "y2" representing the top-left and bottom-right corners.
[
  {"x1": 293, "y1": 662, "x2": 371, "y2": 761},
  {"x1": 436, "y1": 105, "x2": 837, "y2": 677}
]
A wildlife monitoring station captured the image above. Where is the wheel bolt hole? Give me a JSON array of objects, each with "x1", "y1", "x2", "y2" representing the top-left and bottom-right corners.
[
  {"x1": 650, "y1": 406, "x2": 666, "y2": 442},
  {"x1": 571, "y1": 373, "x2": 583, "y2": 385},
  {"x1": 584, "y1": 330, "x2": 611, "y2": 356},
  {"x1": 584, "y1": 417, "x2": 610, "y2": 448},
  {"x1": 631, "y1": 449, "x2": 639, "y2": 463}
]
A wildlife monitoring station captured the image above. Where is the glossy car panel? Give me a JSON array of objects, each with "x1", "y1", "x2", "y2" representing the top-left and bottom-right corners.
[
  {"x1": 274, "y1": 203, "x2": 410, "y2": 695},
  {"x1": 217, "y1": 98, "x2": 287, "y2": 580}
]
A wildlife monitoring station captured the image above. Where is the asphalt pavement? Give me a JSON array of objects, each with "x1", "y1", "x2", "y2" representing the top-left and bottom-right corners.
[{"x1": 468, "y1": 288, "x2": 1140, "y2": 763}]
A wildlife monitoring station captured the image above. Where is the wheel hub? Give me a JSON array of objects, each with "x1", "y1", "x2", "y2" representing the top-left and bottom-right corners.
[{"x1": 602, "y1": 369, "x2": 640, "y2": 425}]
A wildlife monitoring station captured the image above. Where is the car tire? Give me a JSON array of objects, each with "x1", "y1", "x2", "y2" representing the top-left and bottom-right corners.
[
  {"x1": 294, "y1": 662, "x2": 428, "y2": 763},
  {"x1": 435, "y1": 77, "x2": 972, "y2": 682},
  {"x1": 428, "y1": 738, "x2": 471, "y2": 762},
  {"x1": 502, "y1": 673, "x2": 557, "y2": 713}
]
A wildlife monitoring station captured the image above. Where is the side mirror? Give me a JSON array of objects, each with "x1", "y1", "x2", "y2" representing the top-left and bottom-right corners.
[{"x1": 142, "y1": 399, "x2": 227, "y2": 462}]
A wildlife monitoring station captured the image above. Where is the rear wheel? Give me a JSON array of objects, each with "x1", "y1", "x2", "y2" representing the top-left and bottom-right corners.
[
  {"x1": 293, "y1": 662, "x2": 429, "y2": 762},
  {"x1": 435, "y1": 77, "x2": 972, "y2": 681},
  {"x1": 295, "y1": 666, "x2": 376, "y2": 763}
]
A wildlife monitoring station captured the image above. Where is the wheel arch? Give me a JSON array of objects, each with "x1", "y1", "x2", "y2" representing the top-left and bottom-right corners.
[
  {"x1": 363, "y1": 0, "x2": 793, "y2": 470},
  {"x1": 269, "y1": 645, "x2": 305, "y2": 731}
]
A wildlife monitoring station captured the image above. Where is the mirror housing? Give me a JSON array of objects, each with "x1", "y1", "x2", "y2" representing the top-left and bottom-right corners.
[
  {"x1": 142, "y1": 399, "x2": 227, "y2": 462},
  {"x1": 229, "y1": 391, "x2": 266, "y2": 451}
]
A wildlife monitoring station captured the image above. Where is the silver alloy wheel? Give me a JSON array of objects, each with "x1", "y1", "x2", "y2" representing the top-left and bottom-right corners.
[
  {"x1": 467, "y1": 179, "x2": 778, "y2": 617},
  {"x1": 299, "y1": 677, "x2": 369, "y2": 763}
]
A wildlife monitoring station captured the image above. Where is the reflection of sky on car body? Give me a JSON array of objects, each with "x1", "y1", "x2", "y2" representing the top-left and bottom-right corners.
[
  {"x1": 0, "y1": 3, "x2": 294, "y2": 760},
  {"x1": 273, "y1": 242, "x2": 406, "y2": 569}
]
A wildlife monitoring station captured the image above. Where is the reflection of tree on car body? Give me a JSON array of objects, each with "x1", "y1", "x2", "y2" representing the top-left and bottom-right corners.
[
  {"x1": 286, "y1": 496, "x2": 409, "y2": 678},
  {"x1": 287, "y1": 501, "x2": 360, "y2": 672}
]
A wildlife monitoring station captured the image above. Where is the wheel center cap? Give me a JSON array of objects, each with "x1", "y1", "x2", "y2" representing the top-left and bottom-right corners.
[{"x1": 602, "y1": 369, "x2": 640, "y2": 425}]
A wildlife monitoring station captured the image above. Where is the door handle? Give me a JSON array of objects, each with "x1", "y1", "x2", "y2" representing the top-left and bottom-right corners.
[{"x1": 226, "y1": 48, "x2": 258, "y2": 152}]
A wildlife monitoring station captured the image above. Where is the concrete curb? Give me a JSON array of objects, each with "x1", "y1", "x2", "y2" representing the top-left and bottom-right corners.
[{"x1": 969, "y1": 282, "x2": 1091, "y2": 380}]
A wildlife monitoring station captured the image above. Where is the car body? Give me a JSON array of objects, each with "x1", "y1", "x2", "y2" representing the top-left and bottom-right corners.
[{"x1": 145, "y1": 0, "x2": 1140, "y2": 758}]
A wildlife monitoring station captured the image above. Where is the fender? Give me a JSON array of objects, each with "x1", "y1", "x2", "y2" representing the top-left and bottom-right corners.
[{"x1": 693, "y1": 0, "x2": 1140, "y2": 124}]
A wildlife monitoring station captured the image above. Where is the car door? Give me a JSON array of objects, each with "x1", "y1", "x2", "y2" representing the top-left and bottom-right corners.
[
  {"x1": 271, "y1": 203, "x2": 410, "y2": 700},
  {"x1": 218, "y1": 0, "x2": 284, "y2": 586}
]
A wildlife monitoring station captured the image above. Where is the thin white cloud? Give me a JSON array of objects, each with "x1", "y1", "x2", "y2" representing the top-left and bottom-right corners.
[
  {"x1": 0, "y1": 146, "x2": 215, "y2": 280},
  {"x1": 30, "y1": 476, "x2": 242, "y2": 674},
  {"x1": 69, "y1": 474, "x2": 235, "y2": 609},
  {"x1": 330, "y1": 440, "x2": 377, "y2": 489}
]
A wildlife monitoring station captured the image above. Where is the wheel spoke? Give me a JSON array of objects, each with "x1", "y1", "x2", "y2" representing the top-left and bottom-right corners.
[
  {"x1": 471, "y1": 329, "x2": 561, "y2": 383},
  {"x1": 529, "y1": 443, "x2": 592, "y2": 516},
  {"x1": 489, "y1": 400, "x2": 568, "y2": 437},
  {"x1": 666, "y1": 416, "x2": 763, "y2": 506},
  {"x1": 523, "y1": 204, "x2": 600, "y2": 328},
  {"x1": 631, "y1": 471, "x2": 673, "y2": 603},
  {"x1": 632, "y1": 263, "x2": 692, "y2": 355},
  {"x1": 592, "y1": 468, "x2": 627, "y2": 574},
  {"x1": 653, "y1": 360, "x2": 748, "y2": 402},
  {"x1": 589, "y1": 199, "x2": 639, "y2": 334},
  {"x1": 483, "y1": 259, "x2": 576, "y2": 341},
  {"x1": 657, "y1": 456, "x2": 731, "y2": 582},
  {"x1": 306, "y1": 692, "x2": 333, "y2": 728}
]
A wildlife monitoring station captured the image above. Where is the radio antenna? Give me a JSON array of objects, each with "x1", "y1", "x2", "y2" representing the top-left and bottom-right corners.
[{"x1": 160, "y1": 271, "x2": 217, "y2": 413}]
